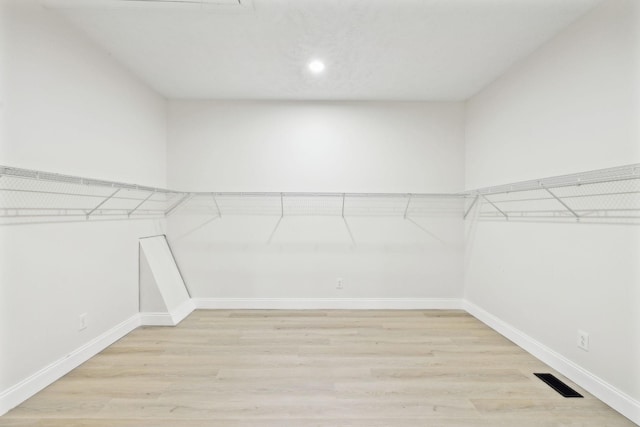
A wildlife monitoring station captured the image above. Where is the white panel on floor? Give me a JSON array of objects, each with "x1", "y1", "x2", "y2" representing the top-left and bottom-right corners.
[{"x1": 139, "y1": 235, "x2": 194, "y2": 326}]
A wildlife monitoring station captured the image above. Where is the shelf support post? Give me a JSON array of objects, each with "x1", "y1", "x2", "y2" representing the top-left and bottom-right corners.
[
  {"x1": 543, "y1": 186, "x2": 580, "y2": 220},
  {"x1": 212, "y1": 194, "x2": 222, "y2": 217},
  {"x1": 463, "y1": 195, "x2": 479, "y2": 219},
  {"x1": 480, "y1": 194, "x2": 508, "y2": 219},
  {"x1": 343, "y1": 217, "x2": 356, "y2": 246},
  {"x1": 403, "y1": 194, "x2": 412, "y2": 219},
  {"x1": 341, "y1": 193, "x2": 356, "y2": 246},
  {"x1": 267, "y1": 193, "x2": 285, "y2": 244},
  {"x1": 165, "y1": 193, "x2": 192, "y2": 217},
  {"x1": 128, "y1": 190, "x2": 155, "y2": 217},
  {"x1": 86, "y1": 188, "x2": 120, "y2": 218}
]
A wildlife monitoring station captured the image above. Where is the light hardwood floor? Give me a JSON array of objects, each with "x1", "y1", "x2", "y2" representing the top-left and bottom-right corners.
[{"x1": 1, "y1": 310, "x2": 635, "y2": 426}]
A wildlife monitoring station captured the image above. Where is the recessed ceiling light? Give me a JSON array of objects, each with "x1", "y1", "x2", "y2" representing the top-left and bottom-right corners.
[{"x1": 308, "y1": 60, "x2": 325, "y2": 74}]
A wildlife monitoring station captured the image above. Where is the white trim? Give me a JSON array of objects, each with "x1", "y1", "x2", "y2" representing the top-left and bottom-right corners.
[
  {"x1": 464, "y1": 300, "x2": 640, "y2": 426},
  {"x1": 139, "y1": 312, "x2": 175, "y2": 326},
  {"x1": 0, "y1": 314, "x2": 141, "y2": 416},
  {"x1": 193, "y1": 297, "x2": 463, "y2": 310},
  {"x1": 140, "y1": 299, "x2": 196, "y2": 326},
  {"x1": 170, "y1": 299, "x2": 196, "y2": 324}
]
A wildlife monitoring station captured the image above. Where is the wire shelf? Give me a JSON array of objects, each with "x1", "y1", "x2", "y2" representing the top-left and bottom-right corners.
[
  {"x1": 174, "y1": 192, "x2": 465, "y2": 218},
  {"x1": 2, "y1": 163, "x2": 639, "y2": 225},
  {"x1": 0, "y1": 166, "x2": 182, "y2": 225},
  {"x1": 467, "y1": 164, "x2": 640, "y2": 224}
]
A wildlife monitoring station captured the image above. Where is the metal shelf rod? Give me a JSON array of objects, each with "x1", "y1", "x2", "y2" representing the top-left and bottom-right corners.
[
  {"x1": 0, "y1": 188, "x2": 173, "y2": 203},
  {"x1": 0, "y1": 207, "x2": 164, "y2": 212},
  {"x1": 1, "y1": 163, "x2": 638, "y2": 224},
  {"x1": 466, "y1": 164, "x2": 640, "y2": 197},
  {"x1": 197, "y1": 191, "x2": 464, "y2": 198},
  {"x1": 0, "y1": 166, "x2": 174, "y2": 194},
  {"x1": 488, "y1": 189, "x2": 640, "y2": 204}
]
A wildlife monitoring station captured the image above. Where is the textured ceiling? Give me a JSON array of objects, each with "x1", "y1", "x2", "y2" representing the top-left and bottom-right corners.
[{"x1": 48, "y1": 0, "x2": 603, "y2": 100}]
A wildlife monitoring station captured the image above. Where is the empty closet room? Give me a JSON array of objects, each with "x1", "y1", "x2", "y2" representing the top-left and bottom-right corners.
[{"x1": 0, "y1": 0, "x2": 639, "y2": 425}]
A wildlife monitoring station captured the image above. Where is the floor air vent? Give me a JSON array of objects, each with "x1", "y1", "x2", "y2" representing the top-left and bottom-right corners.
[{"x1": 534, "y1": 373, "x2": 583, "y2": 398}]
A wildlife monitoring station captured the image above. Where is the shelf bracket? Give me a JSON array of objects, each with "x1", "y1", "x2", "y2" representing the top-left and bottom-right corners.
[
  {"x1": 268, "y1": 195, "x2": 285, "y2": 244},
  {"x1": 266, "y1": 216, "x2": 282, "y2": 244},
  {"x1": 403, "y1": 194, "x2": 412, "y2": 219},
  {"x1": 165, "y1": 193, "x2": 192, "y2": 217},
  {"x1": 86, "y1": 188, "x2": 120, "y2": 218},
  {"x1": 280, "y1": 192, "x2": 284, "y2": 217},
  {"x1": 480, "y1": 194, "x2": 508, "y2": 219},
  {"x1": 267, "y1": 193, "x2": 285, "y2": 244},
  {"x1": 212, "y1": 194, "x2": 222, "y2": 218},
  {"x1": 343, "y1": 216, "x2": 356, "y2": 246},
  {"x1": 463, "y1": 195, "x2": 479, "y2": 219},
  {"x1": 339, "y1": 193, "x2": 356, "y2": 245},
  {"x1": 543, "y1": 186, "x2": 580, "y2": 220},
  {"x1": 128, "y1": 190, "x2": 155, "y2": 217}
]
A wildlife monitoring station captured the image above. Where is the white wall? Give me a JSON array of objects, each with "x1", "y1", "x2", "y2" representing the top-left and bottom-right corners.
[
  {"x1": 0, "y1": 0, "x2": 167, "y2": 408},
  {"x1": 167, "y1": 101, "x2": 465, "y2": 304},
  {"x1": 168, "y1": 101, "x2": 464, "y2": 193},
  {"x1": 465, "y1": 0, "x2": 639, "y2": 188},
  {"x1": 465, "y1": 0, "x2": 640, "y2": 417}
]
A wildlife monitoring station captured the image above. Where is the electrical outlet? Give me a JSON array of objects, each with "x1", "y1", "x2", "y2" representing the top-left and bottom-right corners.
[
  {"x1": 577, "y1": 330, "x2": 589, "y2": 351},
  {"x1": 336, "y1": 278, "x2": 343, "y2": 290},
  {"x1": 79, "y1": 313, "x2": 88, "y2": 331}
]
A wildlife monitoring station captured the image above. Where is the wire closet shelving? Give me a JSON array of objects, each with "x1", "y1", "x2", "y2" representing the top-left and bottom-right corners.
[
  {"x1": 0, "y1": 166, "x2": 184, "y2": 225},
  {"x1": 466, "y1": 164, "x2": 640, "y2": 224},
  {"x1": 1, "y1": 163, "x2": 639, "y2": 225}
]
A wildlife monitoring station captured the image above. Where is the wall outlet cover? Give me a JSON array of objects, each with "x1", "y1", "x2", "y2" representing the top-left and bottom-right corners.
[
  {"x1": 577, "y1": 330, "x2": 589, "y2": 351},
  {"x1": 79, "y1": 313, "x2": 88, "y2": 331}
]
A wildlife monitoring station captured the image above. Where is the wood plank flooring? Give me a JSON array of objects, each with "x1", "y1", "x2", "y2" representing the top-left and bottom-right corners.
[{"x1": 1, "y1": 310, "x2": 635, "y2": 426}]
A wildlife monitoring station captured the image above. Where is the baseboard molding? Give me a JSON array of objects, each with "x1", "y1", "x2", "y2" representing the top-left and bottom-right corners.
[
  {"x1": 139, "y1": 312, "x2": 176, "y2": 326},
  {"x1": 464, "y1": 300, "x2": 640, "y2": 426},
  {"x1": 171, "y1": 298, "x2": 196, "y2": 324},
  {"x1": 140, "y1": 299, "x2": 195, "y2": 326},
  {"x1": 0, "y1": 314, "x2": 141, "y2": 417},
  {"x1": 193, "y1": 297, "x2": 463, "y2": 310}
]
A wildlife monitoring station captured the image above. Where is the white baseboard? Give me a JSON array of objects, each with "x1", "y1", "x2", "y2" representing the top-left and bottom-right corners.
[
  {"x1": 170, "y1": 298, "x2": 196, "y2": 324},
  {"x1": 193, "y1": 297, "x2": 463, "y2": 310},
  {"x1": 139, "y1": 312, "x2": 176, "y2": 326},
  {"x1": 464, "y1": 300, "x2": 640, "y2": 426},
  {"x1": 140, "y1": 298, "x2": 195, "y2": 326},
  {"x1": 0, "y1": 314, "x2": 141, "y2": 416}
]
